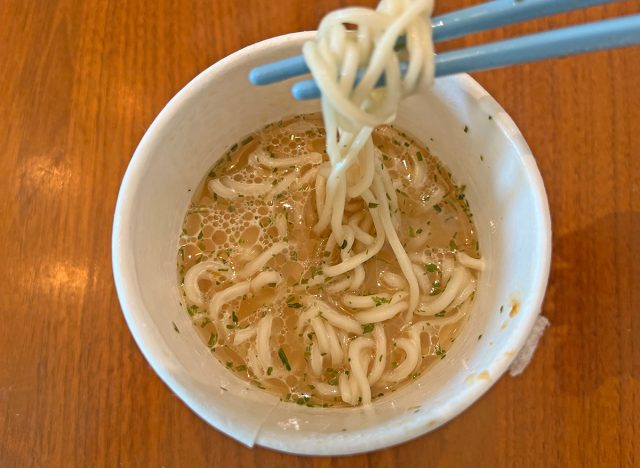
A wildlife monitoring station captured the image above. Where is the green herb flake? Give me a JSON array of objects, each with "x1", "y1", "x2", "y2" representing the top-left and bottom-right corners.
[
  {"x1": 230, "y1": 143, "x2": 238, "y2": 152},
  {"x1": 372, "y1": 296, "x2": 391, "y2": 307},
  {"x1": 425, "y1": 263, "x2": 438, "y2": 273},
  {"x1": 278, "y1": 347, "x2": 292, "y2": 371},
  {"x1": 478, "y1": 334, "x2": 483, "y2": 340},
  {"x1": 251, "y1": 379, "x2": 266, "y2": 389},
  {"x1": 449, "y1": 239, "x2": 458, "y2": 251},
  {"x1": 232, "y1": 311, "x2": 238, "y2": 323},
  {"x1": 435, "y1": 345, "x2": 447, "y2": 359},
  {"x1": 235, "y1": 364, "x2": 247, "y2": 372},
  {"x1": 463, "y1": 125, "x2": 469, "y2": 133},
  {"x1": 433, "y1": 204, "x2": 442, "y2": 213},
  {"x1": 267, "y1": 366, "x2": 273, "y2": 376},
  {"x1": 362, "y1": 323, "x2": 374, "y2": 334},
  {"x1": 368, "y1": 202, "x2": 379, "y2": 208},
  {"x1": 430, "y1": 280, "x2": 442, "y2": 296},
  {"x1": 435, "y1": 310, "x2": 446, "y2": 317},
  {"x1": 172, "y1": 322, "x2": 180, "y2": 333},
  {"x1": 325, "y1": 368, "x2": 338, "y2": 379},
  {"x1": 341, "y1": 240, "x2": 348, "y2": 249},
  {"x1": 295, "y1": 396, "x2": 310, "y2": 405},
  {"x1": 416, "y1": 151, "x2": 424, "y2": 161},
  {"x1": 310, "y1": 267, "x2": 323, "y2": 278},
  {"x1": 287, "y1": 302, "x2": 303, "y2": 309}
]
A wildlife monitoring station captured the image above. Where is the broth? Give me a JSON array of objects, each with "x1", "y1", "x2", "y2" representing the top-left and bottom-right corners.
[{"x1": 177, "y1": 113, "x2": 480, "y2": 407}]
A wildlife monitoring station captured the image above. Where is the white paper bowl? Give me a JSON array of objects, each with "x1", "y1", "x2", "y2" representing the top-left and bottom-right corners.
[{"x1": 112, "y1": 32, "x2": 551, "y2": 455}]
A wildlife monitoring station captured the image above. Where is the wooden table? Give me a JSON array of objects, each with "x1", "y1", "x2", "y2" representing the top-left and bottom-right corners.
[{"x1": 1, "y1": 0, "x2": 639, "y2": 466}]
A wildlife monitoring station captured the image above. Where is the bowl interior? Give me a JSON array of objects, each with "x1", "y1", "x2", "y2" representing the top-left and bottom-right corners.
[{"x1": 112, "y1": 32, "x2": 550, "y2": 455}]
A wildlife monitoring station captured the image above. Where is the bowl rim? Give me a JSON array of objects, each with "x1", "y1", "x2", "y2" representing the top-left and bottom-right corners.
[{"x1": 112, "y1": 31, "x2": 552, "y2": 455}]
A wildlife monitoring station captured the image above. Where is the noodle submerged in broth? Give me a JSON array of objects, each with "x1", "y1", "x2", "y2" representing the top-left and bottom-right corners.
[{"x1": 177, "y1": 114, "x2": 482, "y2": 407}]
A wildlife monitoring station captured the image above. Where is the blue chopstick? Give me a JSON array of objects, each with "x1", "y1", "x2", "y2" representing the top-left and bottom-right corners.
[
  {"x1": 291, "y1": 14, "x2": 640, "y2": 100},
  {"x1": 431, "y1": 0, "x2": 620, "y2": 42},
  {"x1": 248, "y1": 0, "x2": 621, "y2": 86}
]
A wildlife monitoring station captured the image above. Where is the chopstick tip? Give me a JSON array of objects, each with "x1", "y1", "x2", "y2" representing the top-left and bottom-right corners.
[{"x1": 248, "y1": 68, "x2": 264, "y2": 85}]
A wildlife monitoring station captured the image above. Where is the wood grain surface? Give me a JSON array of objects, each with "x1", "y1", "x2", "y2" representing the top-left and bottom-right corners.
[{"x1": 1, "y1": 0, "x2": 639, "y2": 466}]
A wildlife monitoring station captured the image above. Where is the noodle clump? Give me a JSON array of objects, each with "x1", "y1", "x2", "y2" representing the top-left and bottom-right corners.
[{"x1": 178, "y1": 0, "x2": 483, "y2": 407}]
